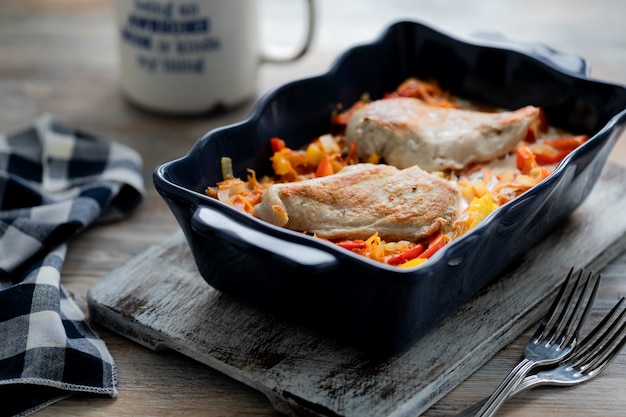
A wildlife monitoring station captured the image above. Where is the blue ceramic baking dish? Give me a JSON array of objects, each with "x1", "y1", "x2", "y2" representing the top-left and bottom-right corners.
[{"x1": 154, "y1": 21, "x2": 626, "y2": 356}]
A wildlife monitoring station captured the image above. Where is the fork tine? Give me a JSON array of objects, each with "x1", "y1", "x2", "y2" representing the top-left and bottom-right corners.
[
  {"x1": 568, "y1": 297, "x2": 626, "y2": 365},
  {"x1": 532, "y1": 267, "x2": 577, "y2": 341},
  {"x1": 588, "y1": 318, "x2": 626, "y2": 375},
  {"x1": 555, "y1": 270, "x2": 601, "y2": 349},
  {"x1": 534, "y1": 269, "x2": 600, "y2": 349},
  {"x1": 575, "y1": 300, "x2": 626, "y2": 374},
  {"x1": 547, "y1": 269, "x2": 586, "y2": 345}
]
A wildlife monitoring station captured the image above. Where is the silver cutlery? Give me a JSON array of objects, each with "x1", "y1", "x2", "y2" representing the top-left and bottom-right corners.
[
  {"x1": 471, "y1": 268, "x2": 601, "y2": 417},
  {"x1": 456, "y1": 295, "x2": 626, "y2": 416}
]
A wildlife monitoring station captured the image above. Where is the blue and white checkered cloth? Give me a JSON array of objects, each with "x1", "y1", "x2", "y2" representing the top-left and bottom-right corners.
[{"x1": 0, "y1": 114, "x2": 144, "y2": 417}]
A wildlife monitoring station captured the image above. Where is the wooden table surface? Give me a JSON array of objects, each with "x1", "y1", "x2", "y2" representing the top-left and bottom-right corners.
[{"x1": 2, "y1": 1, "x2": 626, "y2": 416}]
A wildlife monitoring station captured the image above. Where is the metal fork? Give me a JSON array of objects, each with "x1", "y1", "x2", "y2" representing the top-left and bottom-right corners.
[
  {"x1": 456, "y1": 296, "x2": 626, "y2": 417},
  {"x1": 471, "y1": 268, "x2": 601, "y2": 417}
]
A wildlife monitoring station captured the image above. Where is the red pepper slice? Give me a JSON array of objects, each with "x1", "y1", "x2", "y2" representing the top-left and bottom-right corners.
[
  {"x1": 544, "y1": 135, "x2": 588, "y2": 152},
  {"x1": 270, "y1": 137, "x2": 286, "y2": 152},
  {"x1": 530, "y1": 135, "x2": 588, "y2": 165},
  {"x1": 534, "y1": 150, "x2": 570, "y2": 165},
  {"x1": 336, "y1": 240, "x2": 366, "y2": 251},
  {"x1": 418, "y1": 233, "x2": 448, "y2": 259},
  {"x1": 516, "y1": 146, "x2": 537, "y2": 174},
  {"x1": 387, "y1": 244, "x2": 426, "y2": 266}
]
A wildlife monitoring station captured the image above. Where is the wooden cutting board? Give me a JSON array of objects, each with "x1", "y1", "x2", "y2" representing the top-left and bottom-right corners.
[{"x1": 88, "y1": 164, "x2": 626, "y2": 417}]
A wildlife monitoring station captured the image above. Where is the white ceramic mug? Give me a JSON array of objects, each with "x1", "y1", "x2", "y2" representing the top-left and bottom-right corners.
[{"x1": 114, "y1": 0, "x2": 316, "y2": 114}]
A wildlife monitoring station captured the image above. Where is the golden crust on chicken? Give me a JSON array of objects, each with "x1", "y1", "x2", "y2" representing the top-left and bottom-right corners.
[
  {"x1": 253, "y1": 163, "x2": 461, "y2": 241},
  {"x1": 345, "y1": 97, "x2": 540, "y2": 171}
]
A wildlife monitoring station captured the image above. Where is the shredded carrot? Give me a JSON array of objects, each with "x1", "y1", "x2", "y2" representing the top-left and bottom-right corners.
[
  {"x1": 386, "y1": 78, "x2": 458, "y2": 108},
  {"x1": 364, "y1": 232, "x2": 385, "y2": 263}
]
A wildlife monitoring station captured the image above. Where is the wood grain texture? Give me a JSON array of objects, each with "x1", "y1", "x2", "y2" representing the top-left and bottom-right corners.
[
  {"x1": 2, "y1": 1, "x2": 626, "y2": 416},
  {"x1": 87, "y1": 164, "x2": 626, "y2": 417}
]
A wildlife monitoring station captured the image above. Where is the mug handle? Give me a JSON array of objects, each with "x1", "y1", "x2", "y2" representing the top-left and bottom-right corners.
[{"x1": 261, "y1": 0, "x2": 316, "y2": 63}]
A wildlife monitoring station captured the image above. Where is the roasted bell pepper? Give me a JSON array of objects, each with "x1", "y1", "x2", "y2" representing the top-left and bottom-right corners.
[
  {"x1": 270, "y1": 137, "x2": 286, "y2": 152},
  {"x1": 544, "y1": 135, "x2": 588, "y2": 151},
  {"x1": 387, "y1": 243, "x2": 426, "y2": 266},
  {"x1": 516, "y1": 146, "x2": 537, "y2": 174},
  {"x1": 391, "y1": 233, "x2": 448, "y2": 267},
  {"x1": 315, "y1": 154, "x2": 334, "y2": 177},
  {"x1": 529, "y1": 143, "x2": 568, "y2": 165},
  {"x1": 529, "y1": 135, "x2": 588, "y2": 165},
  {"x1": 418, "y1": 233, "x2": 449, "y2": 259},
  {"x1": 336, "y1": 240, "x2": 366, "y2": 250}
]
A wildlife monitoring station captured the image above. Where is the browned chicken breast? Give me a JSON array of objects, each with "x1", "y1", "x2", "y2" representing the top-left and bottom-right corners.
[
  {"x1": 345, "y1": 97, "x2": 541, "y2": 171},
  {"x1": 253, "y1": 163, "x2": 460, "y2": 241}
]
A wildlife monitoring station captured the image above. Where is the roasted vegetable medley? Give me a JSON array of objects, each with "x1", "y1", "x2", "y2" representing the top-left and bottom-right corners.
[{"x1": 206, "y1": 78, "x2": 588, "y2": 267}]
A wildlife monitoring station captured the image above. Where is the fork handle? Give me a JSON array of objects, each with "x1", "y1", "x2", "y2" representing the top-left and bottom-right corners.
[
  {"x1": 472, "y1": 358, "x2": 537, "y2": 417},
  {"x1": 455, "y1": 375, "x2": 543, "y2": 417}
]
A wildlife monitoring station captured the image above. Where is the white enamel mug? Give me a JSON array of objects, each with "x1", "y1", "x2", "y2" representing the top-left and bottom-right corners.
[{"x1": 114, "y1": 0, "x2": 316, "y2": 114}]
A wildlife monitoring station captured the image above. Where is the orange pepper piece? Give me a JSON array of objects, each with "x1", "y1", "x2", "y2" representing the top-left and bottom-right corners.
[{"x1": 315, "y1": 155, "x2": 334, "y2": 177}]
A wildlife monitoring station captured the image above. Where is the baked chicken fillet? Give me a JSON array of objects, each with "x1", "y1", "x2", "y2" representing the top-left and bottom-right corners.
[
  {"x1": 345, "y1": 97, "x2": 541, "y2": 171},
  {"x1": 253, "y1": 163, "x2": 460, "y2": 241}
]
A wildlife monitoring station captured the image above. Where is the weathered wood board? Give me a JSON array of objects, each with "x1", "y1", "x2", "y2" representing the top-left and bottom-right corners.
[{"x1": 88, "y1": 164, "x2": 626, "y2": 417}]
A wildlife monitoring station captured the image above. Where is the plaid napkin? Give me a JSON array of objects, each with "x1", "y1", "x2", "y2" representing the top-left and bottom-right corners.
[{"x1": 0, "y1": 114, "x2": 144, "y2": 417}]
